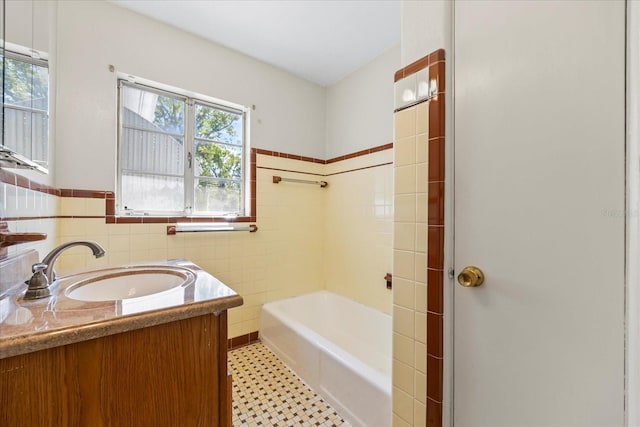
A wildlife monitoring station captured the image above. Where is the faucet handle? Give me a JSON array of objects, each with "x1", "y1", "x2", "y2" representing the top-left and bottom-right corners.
[
  {"x1": 24, "y1": 263, "x2": 53, "y2": 299},
  {"x1": 32, "y1": 262, "x2": 48, "y2": 274}
]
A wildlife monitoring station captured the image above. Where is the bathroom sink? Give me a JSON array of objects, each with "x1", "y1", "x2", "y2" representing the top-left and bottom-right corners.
[{"x1": 64, "y1": 266, "x2": 195, "y2": 302}]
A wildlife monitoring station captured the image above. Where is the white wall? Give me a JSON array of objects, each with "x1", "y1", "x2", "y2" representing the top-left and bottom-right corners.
[
  {"x1": 55, "y1": 0, "x2": 326, "y2": 190},
  {"x1": 627, "y1": 2, "x2": 640, "y2": 425},
  {"x1": 401, "y1": 0, "x2": 451, "y2": 67},
  {"x1": 325, "y1": 45, "x2": 399, "y2": 158}
]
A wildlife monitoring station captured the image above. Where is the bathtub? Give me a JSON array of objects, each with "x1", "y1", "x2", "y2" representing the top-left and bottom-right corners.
[{"x1": 259, "y1": 291, "x2": 391, "y2": 427}]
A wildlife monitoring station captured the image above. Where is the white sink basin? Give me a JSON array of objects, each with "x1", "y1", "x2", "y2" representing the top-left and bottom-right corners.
[{"x1": 65, "y1": 266, "x2": 195, "y2": 302}]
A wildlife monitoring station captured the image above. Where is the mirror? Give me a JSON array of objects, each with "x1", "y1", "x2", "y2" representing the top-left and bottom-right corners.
[
  {"x1": 0, "y1": 1, "x2": 3, "y2": 141},
  {"x1": 1, "y1": 0, "x2": 51, "y2": 173}
]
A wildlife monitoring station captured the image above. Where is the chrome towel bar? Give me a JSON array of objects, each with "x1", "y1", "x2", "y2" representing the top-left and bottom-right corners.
[
  {"x1": 167, "y1": 223, "x2": 257, "y2": 235},
  {"x1": 273, "y1": 175, "x2": 328, "y2": 188}
]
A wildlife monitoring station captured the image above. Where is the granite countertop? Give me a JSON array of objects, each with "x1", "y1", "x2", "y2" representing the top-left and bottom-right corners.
[{"x1": 0, "y1": 258, "x2": 243, "y2": 359}]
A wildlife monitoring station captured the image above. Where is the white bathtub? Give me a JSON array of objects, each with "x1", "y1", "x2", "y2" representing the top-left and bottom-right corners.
[{"x1": 259, "y1": 291, "x2": 391, "y2": 427}]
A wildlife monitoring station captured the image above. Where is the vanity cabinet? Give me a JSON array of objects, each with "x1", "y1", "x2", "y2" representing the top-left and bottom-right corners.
[{"x1": 0, "y1": 311, "x2": 232, "y2": 426}]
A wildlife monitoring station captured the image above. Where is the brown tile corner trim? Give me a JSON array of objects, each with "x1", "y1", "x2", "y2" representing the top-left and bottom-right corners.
[
  {"x1": 394, "y1": 48, "x2": 445, "y2": 82},
  {"x1": 227, "y1": 331, "x2": 259, "y2": 350},
  {"x1": 423, "y1": 48, "x2": 446, "y2": 427}
]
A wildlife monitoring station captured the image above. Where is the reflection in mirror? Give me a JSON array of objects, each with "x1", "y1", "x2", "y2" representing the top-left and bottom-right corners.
[
  {"x1": 1, "y1": 0, "x2": 50, "y2": 173},
  {"x1": 1, "y1": 48, "x2": 49, "y2": 170},
  {"x1": 1, "y1": 0, "x2": 4, "y2": 153}
]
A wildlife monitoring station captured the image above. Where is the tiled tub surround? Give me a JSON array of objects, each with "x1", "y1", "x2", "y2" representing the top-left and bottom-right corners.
[
  {"x1": 392, "y1": 50, "x2": 445, "y2": 427},
  {"x1": 0, "y1": 257, "x2": 243, "y2": 359},
  {"x1": 0, "y1": 144, "x2": 393, "y2": 340},
  {"x1": 324, "y1": 148, "x2": 393, "y2": 314},
  {"x1": 260, "y1": 291, "x2": 391, "y2": 427}
]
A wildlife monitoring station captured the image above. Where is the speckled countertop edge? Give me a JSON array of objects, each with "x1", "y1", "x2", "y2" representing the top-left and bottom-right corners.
[{"x1": 0, "y1": 294, "x2": 242, "y2": 359}]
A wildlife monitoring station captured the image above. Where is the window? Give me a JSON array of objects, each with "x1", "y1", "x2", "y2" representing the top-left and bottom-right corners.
[
  {"x1": 117, "y1": 80, "x2": 248, "y2": 217},
  {"x1": 1, "y1": 50, "x2": 50, "y2": 169}
]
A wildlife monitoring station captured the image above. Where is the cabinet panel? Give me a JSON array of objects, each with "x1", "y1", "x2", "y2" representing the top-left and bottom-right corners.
[{"x1": 1, "y1": 312, "x2": 227, "y2": 426}]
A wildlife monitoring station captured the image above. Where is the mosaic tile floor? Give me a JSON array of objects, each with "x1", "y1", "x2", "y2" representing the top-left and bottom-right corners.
[{"x1": 228, "y1": 342, "x2": 347, "y2": 427}]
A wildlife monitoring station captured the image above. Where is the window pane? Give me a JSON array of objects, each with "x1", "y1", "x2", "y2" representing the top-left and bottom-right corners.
[
  {"x1": 3, "y1": 56, "x2": 48, "y2": 110},
  {"x1": 122, "y1": 85, "x2": 184, "y2": 135},
  {"x1": 121, "y1": 128, "x2": 184, "y2": 175},
  {"x1": 194, "y1": 179, "x2": 241, "y2": 214},
  {"x1": 31, "y1": 111, "x2": 48, "y2": 164},
  {"x1": 195, "y1": 103, "x2": 242, "y2": 145},
  {"x1": 3, "y1": 107, "x2": 32, "y2": 157},
  {"x1": 121, "y1": 173, "x2": 184, "y2": 212},
  {"x1": 195, "y1": 142, "x2": 241, "y2": 180}
]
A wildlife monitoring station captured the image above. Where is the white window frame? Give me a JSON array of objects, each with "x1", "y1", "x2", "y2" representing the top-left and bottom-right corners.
[{"x1": 116, "y1": 77, "x2": 250, "y2": 218}]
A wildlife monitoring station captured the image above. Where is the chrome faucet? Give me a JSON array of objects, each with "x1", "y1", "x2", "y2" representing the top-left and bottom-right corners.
[{"x1": 24, "y1": 241, "x2": 106, "y2": 300}]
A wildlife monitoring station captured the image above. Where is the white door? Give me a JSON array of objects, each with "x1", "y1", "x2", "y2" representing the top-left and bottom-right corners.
[{"x1": 453, "y1": 1, "x2": 626, "y2": 425}]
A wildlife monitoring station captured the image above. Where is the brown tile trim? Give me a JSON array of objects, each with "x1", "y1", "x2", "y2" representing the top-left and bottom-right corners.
[
  {"x1": 324, "y1": 162, "x2": 393, "y2": 177},
  {"x1": 257, "y1": 166, "x2": 325, "y2": 178},
  {"x1": 403, "y1": 56, "x2": 430, "y2": 80},
  {"x1": 57, "y1": 216, "x2": 105, "y2": 219},
  {"x1": 429, "y1": 97, "x2": 446, "y2": 139},
  {"x1": 255, "y1": 148, "x2": 325, "y2": 164},
  {"x1": 427, "y1": 312, "x2": 443, "y2": 358},
  {"x1": 430, "y1": 49, "x2": 445, "y2": 63},
  {"x1": 394, "y1": 48, "x2": 446, "y2": 82},
  {"x1": 427, "y1": 269, "x2": 444, "y2": 314},
  {"x1": 1, "y1": 216, "x2": 58, "y2": 221},
  {"x1": 60, "y1": 189, "x2": 114, "y2": 199},
  {"x1": 255, "y1": 143, "x2": 393, "y2": 165},
  {"x1": 423, "y1": 48, "x2": 446, "y2": 427},
  {"x1": 106, "y1": 198, "x2": 115, "y2": 216},
  {"x1": 430, "y1": 61, "x2": 446, "y2": 94},
  {"x1": 428, "y1": 182, "x2": 445, "y2": 226},
  {"x1": 0, "y1": 169, "x2": 16, "y2": 186},
  {"x1": 426, "y1": 399, "x2": 443, "y2": 427},
  {"x1": 0, "y1": 169, "x2": 60, "y2": 196},
  {"x1": 427, "y1": 226, "x2": 445, "y2": 270},
  {"x1": 227, "y1": 331, "x2": 260, "y2": 350},
  {"x1": 428, "y1": 138, "x2": 445, "y2": 183},
  {"x1": 325, "y1": 143, "x2": 394, "y2": 164},
  {"x1": 0, "y1": 221, "x2": 8, "y2": 258},
  {"x1": 427, "y1": 355, "x2": 443, "y2": 402},
  {"x1": 250, "y1": 148, "x2": 257, "y2": 220}
]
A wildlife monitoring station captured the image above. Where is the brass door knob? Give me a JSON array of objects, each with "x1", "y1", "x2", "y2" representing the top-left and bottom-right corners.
[{"x1": 457, "y1": 266, "x2": 485, "y2": 287}]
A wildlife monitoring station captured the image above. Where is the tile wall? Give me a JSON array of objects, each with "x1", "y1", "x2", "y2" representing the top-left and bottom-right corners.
[
  {"x1": 392, "y1": 50, "x2": 445, "y2": 427},
  {"x1": 1, "y1": 145, "x2": 394, "y2": 339},
  {"x1": 1, "y1": 170, "x2": 59, "y2": 259},
  {"x1": 324, "y1": 149, "x2": 394, "y2": 313}
]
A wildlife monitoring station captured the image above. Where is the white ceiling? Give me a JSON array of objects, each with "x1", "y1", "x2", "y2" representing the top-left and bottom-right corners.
[{"x1": 110, "y1": 0, "x2": 401, "y2": 87}]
